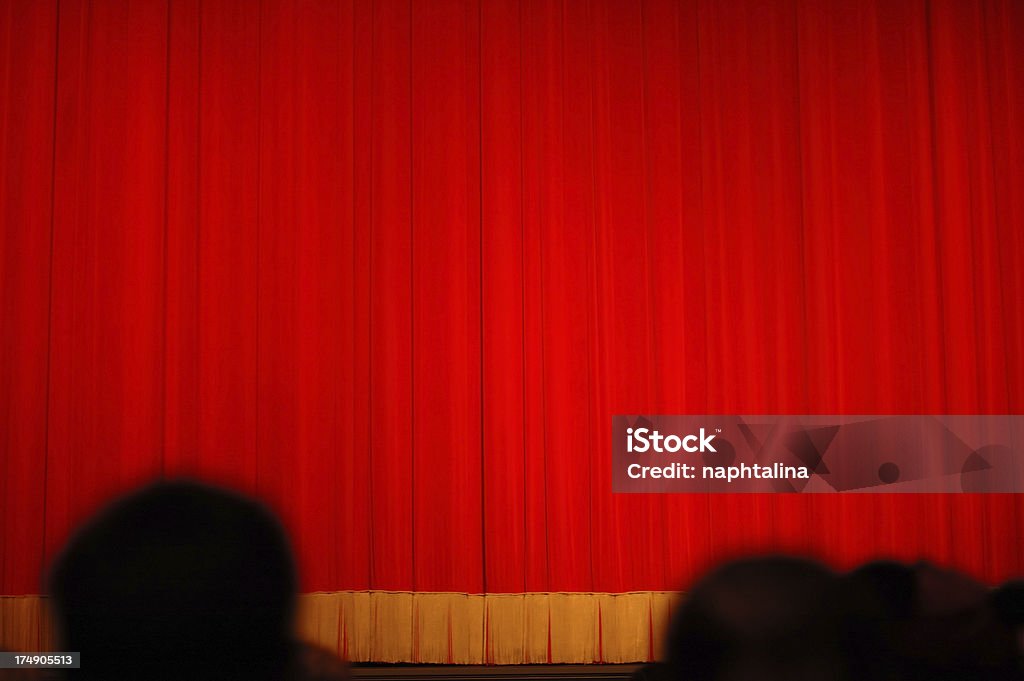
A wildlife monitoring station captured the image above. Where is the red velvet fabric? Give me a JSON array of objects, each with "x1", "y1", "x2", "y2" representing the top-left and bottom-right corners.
[{"x1": 2, "y1": 0, "x2": 1023, "y2": 597}]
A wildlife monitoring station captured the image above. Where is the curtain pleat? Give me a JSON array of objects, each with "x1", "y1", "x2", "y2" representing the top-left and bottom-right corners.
[{"x1": 2, "y1": 0, "x2": 1024, "y2": 663}]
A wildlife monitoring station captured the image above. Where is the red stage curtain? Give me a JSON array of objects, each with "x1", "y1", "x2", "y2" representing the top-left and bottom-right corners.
[{"x1": 2, "y1": 0, "x2": 1024, "y2": 608}]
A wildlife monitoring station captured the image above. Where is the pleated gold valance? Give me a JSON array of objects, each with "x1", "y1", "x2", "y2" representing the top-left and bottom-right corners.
[{"x1": 0, "y1": 591, "x2": 680, "y2": 664}]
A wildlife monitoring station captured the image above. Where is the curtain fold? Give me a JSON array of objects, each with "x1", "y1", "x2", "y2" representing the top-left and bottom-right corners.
[{"x1": 2, "y1": 0, "x2": 1024, "y2": 661}]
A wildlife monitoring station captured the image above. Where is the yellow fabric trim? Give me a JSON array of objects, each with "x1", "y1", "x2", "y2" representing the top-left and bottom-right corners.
[
  {"x1": 0, "y1": 595, "x2": 55, "y2": 653},
  {"x1": 2, "y1": 591, "x2": 681, "y2": 664}
]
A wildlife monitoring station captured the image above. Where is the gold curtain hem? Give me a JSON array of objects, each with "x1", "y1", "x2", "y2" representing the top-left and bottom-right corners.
[{"x1": 1, "y1": 591, "x2": 681, "y2": 664}]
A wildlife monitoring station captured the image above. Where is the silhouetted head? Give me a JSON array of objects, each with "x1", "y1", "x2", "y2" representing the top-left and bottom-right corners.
[
  {"x1": 666, "y1": 556, "x2": 844, "y2": 681},
  {"x1": 835, "y1": 561, "x2": 1020, "y2": 681},
  {"x1": 900, "y1": 562, "x2": 1018, "y2": 681},
  {"x1": 830, "y1": 560, "x2": 921, "y2": 680},
  {"x1": 992, "y1": 580, "x2": 1024, "y2": 624},
  {"x1": 992, "y1": 580, "x2": 1024, "y2": 672},
  {"x1": 49, "y1": 479, "x2": 297, "y2": 681}
]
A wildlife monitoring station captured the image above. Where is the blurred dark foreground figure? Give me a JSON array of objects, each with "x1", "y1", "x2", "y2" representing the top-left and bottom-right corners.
[
  {"x1": 666, "y1": 555, "x2": 1022, "y2": 681},
  {"x1": 837, "y1": 560, "x2": 1020, "y2": 681},
  {"x1": 48, "y1": 479, "x2": 347, "y2": 681},
  {"x1": 993, "y1": 579, "x2": 1024, "y2": 664},
  {"x1": 666, "y1": 556, "x2": 847, "y2": 681}
]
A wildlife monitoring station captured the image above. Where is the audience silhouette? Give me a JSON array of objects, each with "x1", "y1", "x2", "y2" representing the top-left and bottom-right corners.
[
  {"x1": 664, "y1": 556, "x2": 1022, "y2": 681},
  {"x1": 666, "y1": 556, "x2": 847, "y2": 681},
  {"x1": 48, "y1": 479, "x2": 345, "y2": 681},
  {"x1": 34, "y1": 480, "x2": 1024, "y2": 680}
]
